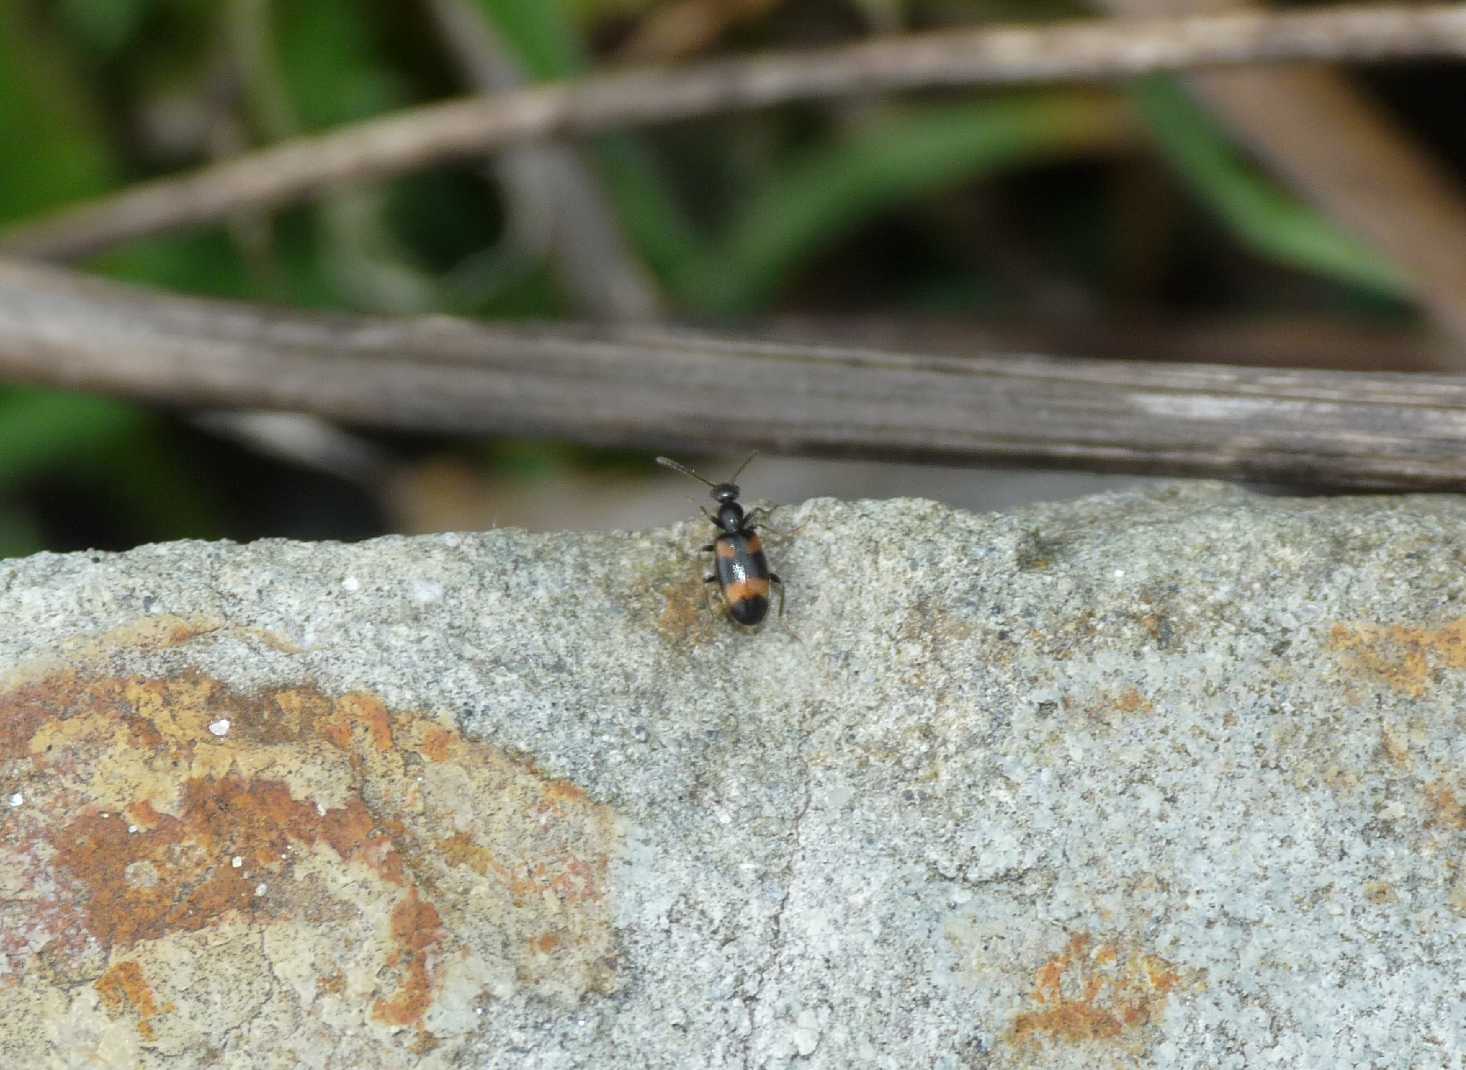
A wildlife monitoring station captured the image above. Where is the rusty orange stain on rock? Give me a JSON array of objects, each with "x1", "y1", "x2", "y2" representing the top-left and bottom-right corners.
[
  {"x1": 1424, "y1": 781, "x2": 1465, "y2": 830},
  {"x1": 0, "y1": 619, "x2": 621, "y2": 1063},
  {"x1": 655, "y1": 564, "x2": 719, "y2": 648},
  {"x1": 418, "y1": 724, "x2": 458, "y2": 762},
  {"x1": 1112, "y1": 689, "x2": 1154, "y2": 716},
  {"x1": 1009, "y1": 933, "x2": 1186, "y2": 1050},
  {"x1": 437, "y1": 828, "x2": 608, "y2": 909},
  {"x1": 1328, "y1": 619, "x2": 1466, "y2": 697},
  {"x1": 326, "y1": 692, "x2": 395, "y2": 754},
  {"x1": 95, "y1": 960, "x2": 170, "y2": 1041},
  {"x1": 1074, "y1": 688, "x2": 1155, "y2": 725},
  {"x1": 0, "y1": 670, "x2": 104, "y2": 760},
  {"x1": 55, "y1": 775, "x2": 408, "y2": 948},
  {"x1": 542, "y1": 777, "x2": 591, "y2": 809},
  {"x1": 373, "y1": 889, "x2": 446, "y2": 1028},
  {"x1": 438, "y1": 831, "x2": 498, "y2": 879},
  {"x1": 125, "y1": 798, "x2": 164, "y2": 831}
]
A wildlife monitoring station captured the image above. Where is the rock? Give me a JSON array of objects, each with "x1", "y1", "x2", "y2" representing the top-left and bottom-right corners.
[{"x1": 0, "y1": 483, "x2": 1461, "y2": 1069}]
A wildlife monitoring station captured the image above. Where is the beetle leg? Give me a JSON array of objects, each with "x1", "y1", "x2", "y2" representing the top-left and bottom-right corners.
[{"x1": 771, "y1": 573, "x2": 785, "y2": 618}]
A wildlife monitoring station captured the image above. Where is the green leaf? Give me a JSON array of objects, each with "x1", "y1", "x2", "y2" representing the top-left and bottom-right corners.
[
  {"x1": 682, "y1": 94, "x2": 1130, "y2": 315},
  {"x1": 0, "y1": 6, "x2": 117, "y2": 221},
  {"x1": 272, "y1": 1, "x2": 408, "y2": 131},
  {"x1": 1131, "y1": 76, "x2": 1410, "y2": 301},
  {"x1": 54, "y1": 0, "x2": 154, "y2": 56},
  {"x1": 594, "y1": 136, "x2": 706, "y2": 283},
  {"x1": 0, "y1": 390, "x2": 149, "y2": 488},
  {"x1": 469, "y1": 0, "x2": 587, "y2": 80}
]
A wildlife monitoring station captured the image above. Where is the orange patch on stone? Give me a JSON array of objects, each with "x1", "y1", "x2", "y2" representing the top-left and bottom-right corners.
[
  {"x1": 438, "y1": 831, "x2": 496, "y2": 877},
  {"x1": 1424, "y1": 781, "x2": 1466, "y2": 830},
  {"x1": 0, "y1": 671, "x2": 109, "y2": 760},
  {"x1": 55, "y1": 775, "x2": 406, "y2": 948},
  {"x1": 437, "y1": 828, "x2": 608, "y2": 908},
  {"x1": 1009, "y1": 934, "x2": 1185, "y2": 1049},
  {"x1": 418, "y1": 725, "x2": 458, "y2": 762},
  {"x1": 125, "y1": 798, "x2": 164, "y2": 831},
  {"x1": 655, "y1": 568, "x2": 719, "y2": 647},
  {"x1": 336, "y1": 692, "x2": 395, "y2": 753},
  {"x1": 95, "y1": 960, "x2": 169, "y2": 1041},
  {"x1": 1112, "y1": 689, "x2": 1154, "y2": 716},
  {"x1": 1076, "y1": 688, "x2": 1155, "y2": 724},
  {"x1": 542, "y1": 778, "x2": 590, "y2": 809},
  {"x1": 373, "y1": 889, "x2": 445, "y2": 1029},
  {"x1": 0, "y1": 644, "x2": 621, "y2": 1046},
  {"x1": 1329, "y1": 620, "x2": 1466, "y2": 697}
]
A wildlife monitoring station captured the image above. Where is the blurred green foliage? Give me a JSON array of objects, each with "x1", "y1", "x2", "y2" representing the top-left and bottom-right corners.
[
  {"x1": 0, "y1": 0, "x2": 1430, "y2": 555},
  {"x1": 1132, "y1": 77, "x2": 1409, "y2": 302}
]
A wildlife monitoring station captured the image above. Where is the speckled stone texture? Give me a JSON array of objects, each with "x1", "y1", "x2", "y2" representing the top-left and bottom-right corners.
[{"x1": 0, "y1": 483, "x2": 1462, "y2": 1069}]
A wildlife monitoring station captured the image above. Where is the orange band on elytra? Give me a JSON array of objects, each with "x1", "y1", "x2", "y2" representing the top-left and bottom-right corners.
[{"x1": 724, "y1": 578, "x2": 770, "y2": 604}]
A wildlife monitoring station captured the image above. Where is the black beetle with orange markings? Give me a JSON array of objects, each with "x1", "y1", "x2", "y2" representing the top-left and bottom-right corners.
[{"x1": 657, "y1": 452, "x2": 784, "y2": 626}]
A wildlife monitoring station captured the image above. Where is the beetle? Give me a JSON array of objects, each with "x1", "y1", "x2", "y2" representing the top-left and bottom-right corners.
[{"x1": 657, "y1": 452, "x2": 784, "y2": 626}]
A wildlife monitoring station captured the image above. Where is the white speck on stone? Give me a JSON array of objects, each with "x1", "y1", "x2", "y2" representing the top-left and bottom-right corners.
[
  {"x1": 128, "y1": 825, "x2": 138, "y2": 834},
  {"x1": 342, "y1": 575, "x2": 360, "y2": 592},
  {"x1": 232, "y1": 856, "x2": 243, "y2": 868},
  {"x1": 411, "y1": 578, "x2": 444, "y2": 604},
  {"x1": 208, "y1": 718, "x2": 231, "y2": 737},
  {"x1": 8, "y1": 793, "x2": 22, "y2": 807},
  {"x1": 255, "y1": 883, "x2": 267, "y2": 896},
  {"x1": 316, "y1": 802, "x2": 327, "y2": 816}
]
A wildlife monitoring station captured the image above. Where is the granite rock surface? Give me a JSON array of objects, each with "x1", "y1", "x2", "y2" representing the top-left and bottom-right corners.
[{"x1": 0, "y1": 483, "x2": 1462, "y2": 1068}]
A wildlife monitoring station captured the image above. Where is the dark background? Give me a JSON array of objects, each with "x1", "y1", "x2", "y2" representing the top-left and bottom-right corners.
[{"x1": 0, "y1": 0, "x2": 1457, "y2": 554}]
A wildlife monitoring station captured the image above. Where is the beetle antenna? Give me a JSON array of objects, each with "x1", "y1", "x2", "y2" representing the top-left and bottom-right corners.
[
  {"x1": 656, "y1": 456, "x2": 716, "y2": 488},
  {"x1": 726, "y1": 450, "x2": 759, "y2": 484}
]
